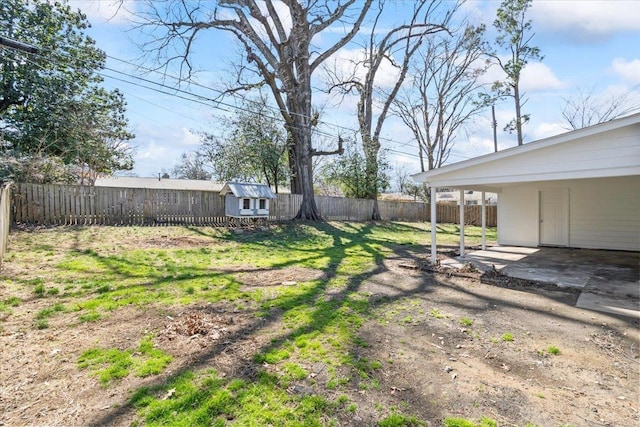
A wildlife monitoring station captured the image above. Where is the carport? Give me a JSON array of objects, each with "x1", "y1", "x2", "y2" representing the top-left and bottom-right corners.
[
  {"x1": 412, "y1": 113, "x2": 640, "y2": 262},
  {"x1": 411, "y1": 114, "x2": 640, "y2": 318}
]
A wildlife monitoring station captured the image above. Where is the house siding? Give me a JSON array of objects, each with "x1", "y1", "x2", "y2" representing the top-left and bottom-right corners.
[
  {"x1": 498, "y1": 186, "x2": 539, "y2": 247},
  {"x1": 498, "y1": 176, "x2": 640, "y2": 251},
  {"x1": 416, "y1": 122, "x2": 639, "y2": 189},
  {"x1": 569, "y1": 176, "x2": 639, "y2": 251},
  {"x1": 225, "y1": 193, "x2": 241, "y2": 217}
]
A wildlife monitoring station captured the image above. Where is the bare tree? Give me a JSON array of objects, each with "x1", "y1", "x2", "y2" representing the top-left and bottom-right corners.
[
  {"x1": 393, "y1": 23, "x2": 487, "y2": 172},
  {"x1": 325, "y1": 0, "x2": 452, "y2": 219},
  {"x1": 394, "y1": 163, "x2": 411, "y2": 194},
  {"x1": 562, "y1": 85, "x2": 640, "y2": 130},
  {"x1": 137, "y1": 0, "x2": 373, "y2": 220},
  {"x1": 172, "y1": 152, "x2": 212, "y2": 180},
  {"x1": 488, "y1": 0, "x2": 542, "y2": 146}
]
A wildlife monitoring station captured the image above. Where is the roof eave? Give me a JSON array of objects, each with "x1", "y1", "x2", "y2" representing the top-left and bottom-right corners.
[{"x1": 412, "y1": 112, "x2": 640, "y2": 183}]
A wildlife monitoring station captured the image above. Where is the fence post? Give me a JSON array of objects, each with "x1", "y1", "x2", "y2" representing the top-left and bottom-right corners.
[{"x1": 0, "y1": 182, "x2": 12, "y2": 267}]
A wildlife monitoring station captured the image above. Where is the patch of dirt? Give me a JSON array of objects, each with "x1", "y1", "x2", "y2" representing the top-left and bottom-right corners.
[
  {"x1": 235, "y1": 266, "x2": 327, "y2": 288},
  {"x1": 141, "y1": 236, "x2": 214, "y2": 248},
  {"x1": 1, "y1": 243, "x2": 638, "y2": 426},
  {"x1": 345, "y1": 260, "x2": 639, "y2": 426},
  {"x1": 0, "y1": 301, "x2": 265, "y2": 427}
]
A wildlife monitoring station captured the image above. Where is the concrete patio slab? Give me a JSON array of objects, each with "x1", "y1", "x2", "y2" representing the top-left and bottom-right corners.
[{"x1": 446, "y1": 246, "x2": 640, "y2": 319}]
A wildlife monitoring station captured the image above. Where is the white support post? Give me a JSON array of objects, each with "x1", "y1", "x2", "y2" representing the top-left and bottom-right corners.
[
  {"x1": 459, "y1": 190, "x2": 465, "y2": 257},
  {"x1": 430, "y1": 186, "x2": 437, "y2": 264},
  {"x1": 481, "y1": 191, "x2": 486, "y2": 251}
]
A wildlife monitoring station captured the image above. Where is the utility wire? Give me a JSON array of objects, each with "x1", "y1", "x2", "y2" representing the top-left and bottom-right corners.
[
  {"x1": 106, "y1": 54, "x2": 433, "y2": 153},
  {"x1": 2, "y1": 40, "x2": 458, "y2": 163}
]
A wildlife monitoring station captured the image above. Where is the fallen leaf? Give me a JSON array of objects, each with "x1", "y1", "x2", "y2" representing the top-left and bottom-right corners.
[{"x1": 162, "y1": 388, "x2": 176, "y2": 400}]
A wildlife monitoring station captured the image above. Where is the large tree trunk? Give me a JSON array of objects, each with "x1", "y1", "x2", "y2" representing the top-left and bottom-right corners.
[
  {"x1": 288, "y1": 63, "x2": 322, "y2": 220},
  {"x1": 290, "y1": 123, "x2": 321, "y2": 220},
  {"x1": 514, "y1": 83, "x2": 523, "y2": 146},
  {"x1": 363, "y1": 137, "x2": 381, "y2": 220},
  {"x1": 287, "y1": 137, "x2": 302, "y2": 194},
  {"x1": 295, "y1": 152, "x2": 321, "y2": 220}
]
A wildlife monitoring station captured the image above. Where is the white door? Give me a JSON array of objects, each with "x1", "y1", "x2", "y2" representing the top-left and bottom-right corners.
[{"x1": 539, "y1": 189, "x2": 569, "y2": 246}]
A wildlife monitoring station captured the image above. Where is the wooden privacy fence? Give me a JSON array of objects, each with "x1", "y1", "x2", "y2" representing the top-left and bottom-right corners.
[
  {"x1": 12, "y1": 183, "x2": 497, "y2": 227},
  {"x1": 0, "y1": 182, "x2": 11, "y2": 265}
]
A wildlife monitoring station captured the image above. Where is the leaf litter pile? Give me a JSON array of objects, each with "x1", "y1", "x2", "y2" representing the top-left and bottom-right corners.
[{"x1": 161, "y1": 309, "x2": 233, "y2": 341}]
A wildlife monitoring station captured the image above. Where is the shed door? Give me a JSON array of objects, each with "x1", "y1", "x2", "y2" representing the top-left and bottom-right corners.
[{"x1": 539, "y1": 189, "x2": 569, "y2": 247}]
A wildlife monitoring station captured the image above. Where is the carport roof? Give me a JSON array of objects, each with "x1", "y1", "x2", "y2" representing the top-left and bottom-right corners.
[{"x1": 412, "y1": 112, "x2": 640, "y2": 192}]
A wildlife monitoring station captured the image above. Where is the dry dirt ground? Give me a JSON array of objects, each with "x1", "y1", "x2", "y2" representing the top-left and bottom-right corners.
[{"x1": 0, "y1": 233, "x2": 638, "y2": 426}]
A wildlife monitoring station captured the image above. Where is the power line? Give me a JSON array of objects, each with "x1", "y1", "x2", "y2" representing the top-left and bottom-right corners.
[
  {"x1": 104, "y1": 54, "x2": 431, "y2": 152},
  {"x1": 0, "y1": 36, "x2": 39, "y2": 54},
  {"x1": 102, "y1": 62, "x2": 428, "y2": 158},
  {"x1": 1, "y1": 40, "x2": 432, "y2": 162}
]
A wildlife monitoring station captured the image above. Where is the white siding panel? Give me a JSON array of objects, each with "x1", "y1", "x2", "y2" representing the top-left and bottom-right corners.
[
  {"x1": 421, "y1": 123, "x2": 640, "y2": 188},
  {"x1": 569, "y1": 176, "x2": 640, "y2": 251},
  {"x1": 498, "y1": 185, "x2": 539, "y2": 246},
  {"x1": 498, "y1": 177, "x2": 640, "y2": 251}
]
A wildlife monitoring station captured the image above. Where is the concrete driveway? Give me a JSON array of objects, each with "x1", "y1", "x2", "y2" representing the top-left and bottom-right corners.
[{"x1": 445, "y1": 246, "x2": 640, "y2": 319}]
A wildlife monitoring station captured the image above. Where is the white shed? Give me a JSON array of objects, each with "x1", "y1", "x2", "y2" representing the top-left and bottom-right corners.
[
  {"x1": 413, "y1": 113, "x2": 640, "y2": 262},
  {"x1": 219, "y1": 182, "x2": 277, "y2": 218}
]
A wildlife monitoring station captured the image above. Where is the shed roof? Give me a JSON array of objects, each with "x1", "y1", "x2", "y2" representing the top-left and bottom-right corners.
[
  {"x1": 95, "y1": 177, "x2": 224, "y2": 191},
  {"x1": 412, "y1": 112, "x2": 640, "y2": 191},
  {"x1": 219, "y1": 182, "x2": 277, "y2": 199}
]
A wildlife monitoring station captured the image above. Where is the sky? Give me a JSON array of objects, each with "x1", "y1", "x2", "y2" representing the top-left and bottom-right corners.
[{"x1": 63, "y1": 0, "x2": 640, "y2": 182}]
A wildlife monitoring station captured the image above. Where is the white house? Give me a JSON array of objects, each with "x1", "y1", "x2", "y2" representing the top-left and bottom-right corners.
[
  {"x1": 436, "y1": 190, "x2": 497, "y2": 205},
  {"x1": 413, "y1": 113, "x2": 640, "y2": 262}
]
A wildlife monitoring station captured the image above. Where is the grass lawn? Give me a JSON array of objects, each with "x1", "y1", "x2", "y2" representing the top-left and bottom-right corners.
[{"x1": 1, "y1": 222, "x2": 496, "y2": 426}]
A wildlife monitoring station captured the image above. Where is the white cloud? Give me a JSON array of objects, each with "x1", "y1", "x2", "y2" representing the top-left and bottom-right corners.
[
  {"x1": 521, "y1": 62, "x2": 563, "y2": 91},
  {"x1": 477, "y1": 62, "x2": 506, "y2": 86},
  {"x1": 480, "y1": 62, "x2": 563, "y2": 92},
  {"x1": 611, "y1": 58, "x2": 640, "y2": 84},
  {"x1": 324, "y1": 48, "x2": 401, "y2": 90},
  {"x1": 245, "y1": 1, "x2": 292, "y2": 42},
  {"x1": 531, "y1": 121, "x2": 567, "y2": 140},
  {"x1": 131, "y1": 122, "x2": 204, "y2": 176},
  {"x1": 68, "y1": 0, "x2": 135, "y2": 24},
  {"x1": 179, "y1": 128, "x2": 201, "y2": 147},
  {"x1": 531, "y1": 1, "x2": 640, "y2": 40}
]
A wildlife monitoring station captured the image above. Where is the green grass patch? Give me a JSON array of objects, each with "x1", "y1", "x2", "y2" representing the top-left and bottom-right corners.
[
  {"x1": 7, "y1": 222, "x2": 497, "y2": 424},
  {"x1": 130, "y1": 369, "x2": 335, "y2": 426},
  {"x1": 430, "y1": 308, "x2": 446, "y2": 319},
  {"x1": 501, "y1": 332, "x2": 514, "y2": 342},
  {"x1": 6, "y1": 296, "x2": 21, "y2": 306},
  {"x1": 35, "y1": 303, "x2": 67, "y2": 320},
  {"x1": 78, "y1": 335, "x2": 172, "y2": 387},
  {"x1": 0, "y1": 296, "x2": 21, "y2": 313},
  {"x1": 34, "y1": 283, "x2": 46, "y2": 297},
  {"x1": 34, "y1": 318, "x2": 49, "y2": 329},
  {"x1": 459, "y1": 317, "x2": 473, "y2": 327},
  {"x1": 78, "y1": 311, "x2": 102, "y2": 323},
  {"x1": 378, "y1": 411, "x2": 424, "y2": 426},
  {"x1": 444, "y1": 416, "x2": 497, "y2": 427},
  {"x1": 547, "y1": 345, "x2": 561, "y2": 355}
]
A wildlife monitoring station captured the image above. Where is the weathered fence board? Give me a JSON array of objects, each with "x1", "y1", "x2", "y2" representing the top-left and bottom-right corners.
[
  {"x1": 0, "y1": 183, "x2": 11, "y2": 265},
  {"x1": 11, "y1": 183, "x2": 497, "y2": 227}
]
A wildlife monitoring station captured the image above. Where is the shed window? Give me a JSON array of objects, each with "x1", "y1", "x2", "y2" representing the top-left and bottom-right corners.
[
  {"x1": 242, "y1": 198, "x2": 251, "y2": 209},
  {"x1": 259, "y1": 199, "x2": 266, "y2": 210}
]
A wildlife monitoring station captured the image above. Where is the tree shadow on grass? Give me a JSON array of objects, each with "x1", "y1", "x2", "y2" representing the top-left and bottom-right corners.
[
  {"x1": 81, "y1": 222, "x2": 442, "y2": 425},
  {"x1": 7, "y1": 222, "x2": 626, "y2": 426},
  {"x1": 84, "y1": 220, "x2": 633, "y2": 426}
]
